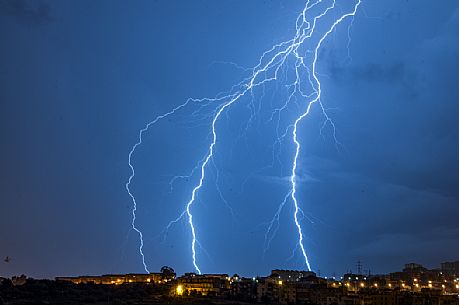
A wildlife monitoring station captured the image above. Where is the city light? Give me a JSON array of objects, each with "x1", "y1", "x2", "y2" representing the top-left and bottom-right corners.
[
  {"x1": 176, "y1": 285, "x2": 183, "y2": 296},
  {"x1": 278, "y1": 280, "x2": 283, "y2": 285}
]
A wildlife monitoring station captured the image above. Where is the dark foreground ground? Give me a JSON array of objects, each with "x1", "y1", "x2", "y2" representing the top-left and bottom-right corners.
[{"x1": 0, "y1": 279, "x2": 257, "y2": 305}]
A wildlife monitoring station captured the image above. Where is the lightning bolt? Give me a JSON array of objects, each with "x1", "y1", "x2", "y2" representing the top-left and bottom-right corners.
[
  {"x1": 291, "y1": 0, "x2": 361, "y2": 271},
  {"x1": 127, "y1": 0, "x2": 362, "y2": 274},
  {"x1": 126, "y1": 100, "x2": 198, "y2": 272}
]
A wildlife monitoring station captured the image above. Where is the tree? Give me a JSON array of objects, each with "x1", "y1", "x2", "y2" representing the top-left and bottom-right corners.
[{"x1": 160, "y1": 266, "x2": 175, "y2": 280}]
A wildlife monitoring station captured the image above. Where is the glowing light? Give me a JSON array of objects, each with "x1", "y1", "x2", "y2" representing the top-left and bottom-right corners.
[
  {"x1": 360, "y1": 283, "x2": 365, "y2": 287},
  {"x1": 127, "y1": 0, "x2": 363, "y2": 273},
  {"x1": 176, "y1": 285, "x2": 184, "y2": 296},
  {"x1": 278, "y1": 280, "x2": 283, "y2": 285}
]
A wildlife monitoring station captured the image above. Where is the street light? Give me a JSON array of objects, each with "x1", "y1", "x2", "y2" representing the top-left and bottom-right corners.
[{"x1": 176, "y1": 285, "x2": 184, "y2": 296}]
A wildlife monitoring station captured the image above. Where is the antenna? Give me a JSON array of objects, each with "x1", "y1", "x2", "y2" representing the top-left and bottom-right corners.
[{"x1": 357, "y1": 260, "x2": 362, "y2": 275}]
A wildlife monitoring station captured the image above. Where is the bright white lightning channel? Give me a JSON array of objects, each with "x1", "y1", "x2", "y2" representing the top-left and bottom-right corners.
[{"x1": 127, "y1": 0, "x2": 362, "y2": 274}]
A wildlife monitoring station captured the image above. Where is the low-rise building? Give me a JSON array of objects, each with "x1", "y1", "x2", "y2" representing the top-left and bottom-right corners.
[
  {"x1": 442, "y1": 261, "x2": 459, "y2": 277},
  {"x1": 175, "y1": 273, "x2": 230, "y2": 296},
  {"x1": 230, "y1": 277, "x2": 257, "y2": 301},
  {"x1": 56, "y1": 272, "x2": 166, "y2": 285},
  {"x1": 271, "y1": 269, "x2": 316, "y2": 282}
]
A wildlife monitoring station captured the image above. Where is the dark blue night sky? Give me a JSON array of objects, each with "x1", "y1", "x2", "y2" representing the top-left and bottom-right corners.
[{"x1": 1, "y1": 0, "x2": 459, "y2": 279}]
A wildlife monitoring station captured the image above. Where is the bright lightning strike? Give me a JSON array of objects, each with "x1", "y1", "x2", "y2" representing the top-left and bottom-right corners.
[
  {"x1": 127, "y1": 0, "x2": 362, "y2": 274},
  {"x1": 126, "y1": 101, "x2": 195, "y2": 273}
]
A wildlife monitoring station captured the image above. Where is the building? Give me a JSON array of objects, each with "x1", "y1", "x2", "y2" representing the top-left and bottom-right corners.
[
  {"x1": 256, "y1": 271, "x2": 328, "y2": 305},
  {"x1": 230, "y1": 277, "x2": 257, "y2": 301},
  {"x1": 442, "y1": 261, "x2": 459, "y2": 276},
  {"x1": 256, "y1": 276, "x2": 282, "y2": 303},
  {"x1": 56, "y1": 272, "x2": 166, "y2": 285},
  {"x1": 175, "y1": 273, "x2": 230, "y2": 296},
  {"x1": 271, "y1": 269, "x2": 316, "y2": 282},
  {"x1": 11, "y1": 275, "x2": 27, "y2": 286}
]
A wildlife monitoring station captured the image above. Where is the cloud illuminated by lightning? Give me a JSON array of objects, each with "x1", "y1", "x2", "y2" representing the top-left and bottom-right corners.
[{"x1": 127, "y1": 0, "x2": 362, "y2": 274}]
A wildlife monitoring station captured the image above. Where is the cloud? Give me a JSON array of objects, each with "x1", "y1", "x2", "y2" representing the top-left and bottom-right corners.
[
  {"x1": 0, "y1": 0, "x2": 54, "y2": 26},
  {"x1": 351, "y1": 229, "x2": 459, "y2": 259},
  {"x1": 328, "y1": 60, "x2": 406, "y2": 84}
]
